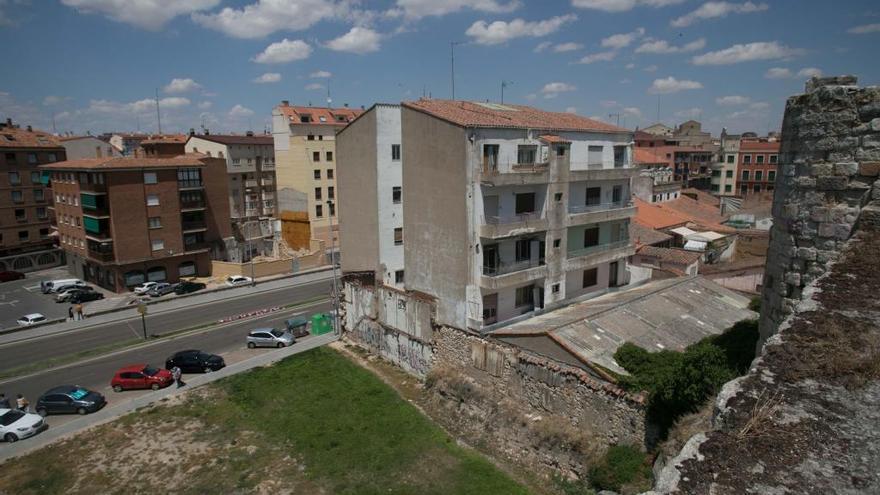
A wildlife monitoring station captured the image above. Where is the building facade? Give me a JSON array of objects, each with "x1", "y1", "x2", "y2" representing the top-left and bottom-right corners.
[
  {"x1": 41, "y1": 155, "x2": 232, "y2": 292},
  {"x1": 59, "y1": 136, "x2": 122, "y2": 160},
  {"x1": 141, "y1": 135, "x2": 187, "y2": 157},
  {"x1": 710, "y1": 132, "x2": 741, "y2": 196},
  {"x1": 109, "y1": 133, "x2": 149, "y2": 156},
  {"x1": 337, "y1": 104, "x2": 404, "y2": 288},
  {"x1": 736, "y1": 139, "x2": 780, "y2": 196}
]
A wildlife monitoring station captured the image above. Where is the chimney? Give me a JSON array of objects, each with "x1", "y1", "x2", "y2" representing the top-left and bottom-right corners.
[
  {"x1": 281, "y1": 100, "x2": 289, "y2": 106},
  {"x1": 189, "y1": 128, "x2": 195, "y2": 136},
  {"x1": 343, "y1": 103, "x2": 348, "y2": 108},
  {"x1": 26, "y1": 125, "x2": 32, "y2": 132},
  {"x1": 5, "y1": 118, "x2": 11, "y2": 126},
  {"x1": 246, "y1": 130, "x2": 254, "y2": 137},
  {"x1": 204, "y1": 128, "x2": 210, "y2": 136}
]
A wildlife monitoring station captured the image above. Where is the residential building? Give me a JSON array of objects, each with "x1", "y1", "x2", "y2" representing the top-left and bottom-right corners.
[
  {"x1": 59, "y1": 136, "x2": 122, "y2": 160},
  {"x1": 41, "y1": 154, "x2": 232, "y2": 292},
  {"x1": 398, "y1": 99, "x2": 637, "y2": 331},
  {"x1": 673, "y1": 120, "x2": 713, "y2": 147},
  {"x1": 736, "y1": 139, "x2": 779, "y2": 197},
  {"x1": 109, "y1": 133, "x2": 149, "y2": 156},
  {"x1": 272, "y1": 101, "x2": 362, "y2": 250},
  {"x1": 640, "y1": 123, "x2": 674, "y2": 137},
  {"x1": 141, "y1": 135, "x2": 187, "y2": 157},
  {"x1": 633, "y1": 148, "x2": 681, "y2": 203},
  {"x1": 0, "y1": 119, "x2": 64, "y2": 268},
  {"x1": 710, "y1": 130, "x2": 741, "y2": 196},
  {"x1": 337, "y1": 104, "x2": 404, "y2": 288}
]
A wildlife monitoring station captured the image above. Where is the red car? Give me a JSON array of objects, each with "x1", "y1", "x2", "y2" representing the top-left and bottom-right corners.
[
  {"x1": 0, "y1": 271, "x2": 25, "y2": 283},
  {"x1": 110, "y1": 364, "x2": 173, "y2": 392}
]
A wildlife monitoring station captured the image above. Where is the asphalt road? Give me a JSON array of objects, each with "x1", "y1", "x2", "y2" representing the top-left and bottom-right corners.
[{"x1": 0, "y1": 277, "x2": 334, "y2": 374}]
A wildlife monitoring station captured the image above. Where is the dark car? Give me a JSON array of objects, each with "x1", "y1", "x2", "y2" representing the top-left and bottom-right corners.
[
  {"x1": 0, "y1": 271, "x2": 25, "y2": 283},
  {"x1": 36, "y1": 385, "x2": 106, "y2": 416},
  {"x1": 69, "y1": 291, "x2": 104, "y2": 304},
  {"x1": 147, "y1": 283, "x2": 175, "y2": 298},
  {"x1": 165, "y1": 350, "x2": 225, "y2": 373},
  {"x1": 174, "y1": 281, "x2": 206, "y2": 295}
]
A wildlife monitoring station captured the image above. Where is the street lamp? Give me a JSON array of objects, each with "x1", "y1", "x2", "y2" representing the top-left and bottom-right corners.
[{"x1": 326, "y1": 200, "x2": 340, "y2": 335}]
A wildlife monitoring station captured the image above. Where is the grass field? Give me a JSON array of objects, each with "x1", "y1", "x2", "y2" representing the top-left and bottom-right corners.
[{"x1": 0, "y1": 347, "x2": 530, "y2": 494}]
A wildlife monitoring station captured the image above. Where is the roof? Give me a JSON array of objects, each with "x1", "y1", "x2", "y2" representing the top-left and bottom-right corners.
[
  {"x1": 739, "y1": 139, "x2": 780, "y2": 152},
  {"x1": 492, "y1": 277, "x2": 756, "y2": 375},
  {"x1": 637, "y1": 245, "x2": 703, "y2": 265},
  {"x1": 630, "y1": 222, "x2": 672, "y2": 246},
  {"x1": 681, "y1": 187, "x2": 721, "y2": 206},
  {"x1": 141, "y1": 134, "x2": 187, "y2": 145},
  {"x1": 187, "y1": 134, "x2": 274, "y2": 146},
  {"x1": 58, "y1": 135, "x2": 107, "y2": 142},
  {"x1": 276, "y1": 104, "x2": 362, "y2": 126},
  {"x1": 402, "y1": 99, "x2": 629, "y2": 133},
  {"x1": 39, "y1": 154, "x2": 209, "y2": 170},
  {"x1": 636, "y1": 196, "x2": 736, "y2": 233},
  {"x1": 538, "y1": 134, "x2": 571, "y2": 144},
  {"x1": 635, "y1": 198, "x2": 691, "y2": 229},
  {"x1": 634, "y1": 148, "x2": 667, "y2": 165},
  {"x1": 670, "y1": 226, "x2": 697, "y2": 237},
  {"x1": 117, "y1": 364, "x2": 147, "y2": 372},
  {"x1": 0, "y1": 125, "x2": 62, "y2": 149}
]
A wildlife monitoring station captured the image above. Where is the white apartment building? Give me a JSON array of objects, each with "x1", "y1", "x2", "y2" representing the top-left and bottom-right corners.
[
  {"x1": 337, "y1": 104, "x2": 404, "y2": 288},
  {"x1": 59, "y1": 136, "x2": 122, "y2": 160},
  {"x1": 711, "y1": 132, "x2": 741, "y2": 196}
]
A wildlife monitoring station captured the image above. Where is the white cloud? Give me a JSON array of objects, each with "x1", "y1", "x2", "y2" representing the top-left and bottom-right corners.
[
  {"x1": 163, "y1": 78, "x2": 202, "y2": 94},
  {"x1": 42, "y1": 95, "x2": 66, "y2": 106},
  {"x1": 764, "y1": 67, "x2": 823, "y2": 79},
  {"x1": 749, "y1": 102, "x2": 769, "y2": 110},
  {"x1": 553, "y1": 42, "x2": 584, "y2": 52},
  {"x1": 622, "y1": 107, "x2": 643, "y2": 119},
  {"x1": 326, "y1": 27, "x2": 382, "y2": 54},
  {"x1": 797, "y1": 67, "x2": 823, "y2": 78},
  {"x1": 764, "y1": 67, "x2": 792, "y2": 79},
  {"x1": 674, "y1": 107, "x2": 702, "y2": 119},
  {"x1": 310, "y1": 70, "x2": 332, "y2": 78},
  {"x1": 228, "y1": 104, "x2": 255, "y2": 118},
  {"x1": 848, "y1": 23, "x2": 880, "y2": 34},
  {"x1": 89, "y1": 96, "x2": 191, "y2": 115},
  {"x1": 465, "y1": 14, "x2": 577, "y2": 45},
  {"x1": 197, "y1": 101, "x2": 213, "y2": 110},
  {"x1": 692, "y1": 41, "x2": 803, "y2": 65},
  {"x1": 571, "y1": 0, "x2": 685, "y2": 13},
  {"x1": 601, "y1": 27, "x2": 645, "y2": 49},
  {"x1": 395, "y1": 0, "x2": 522, "y2": 20},
  {"x1": 305, "y1": 83, "x2": 324, "y2": 91},
  {"x1": 716, "y1": 95, "x2": 750, "y2": 106},
  {"x1": 525, "y1": 93, "x2": 537, "y2": 101},
  {"x1": 635, "y1": 37, "x2": 705, "y2": 54},
  {"x1": 577, "y1": 50, "x2": 617, "y2": 64},
  {"x1": 253, "y1": 72, "x2": 282, "y2": 84},
  {"x1": 643, "y1": 64, "x2": 658, "y2": 72},
  {"x1": 192, "y1": 0, "x2": 342, "y2": 39},
  {"x1": 648, "y1": 76, "x2": 703, "y2": 94},
  {"x1": 600, "y1": 99, "x2": 618, "y2": 108},
  {"x1": 565, "y1": 106, "x2": 578, "y2": 114},
  {"x1": 61, "y1": 0, "x2": 219, "y2": 30},
  {"x1": 533, "y1": 41, "x2": 552, "y2": 53},
  {"x1": 625, "y1": 63, "x2": 636, "y2": 69},
  {"x1": 540, "y1": 82, "x2": 576, "y2": 98},
  {"x1": 253, "y1": 38, "x2": 312, "y2": 64},
  {"x1": 671, "y1": 1, "x2": 769, "y2": 28}
]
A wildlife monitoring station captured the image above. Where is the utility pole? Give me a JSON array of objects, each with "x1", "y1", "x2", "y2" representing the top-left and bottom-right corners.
[
  {"x1": 155, "y1": 88, "x2": 162, "y2": 134},
  {"x1": 608, "y1": 113, "x2": 621, "y2": 126},
  {"x1": 451, "y1": 41, "x2": 462, "y2": 100},
  {"x1": 501, "y1": 80, "x2": 512, "y2": 104},
  {"x1": 326, "y1": 200, "x2": 340, "y2": 335},
  {"x1": 137, "y1": 303, "x2": 148, "y2": 339}
]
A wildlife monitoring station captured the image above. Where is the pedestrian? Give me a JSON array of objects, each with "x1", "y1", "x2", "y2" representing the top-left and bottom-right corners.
[
  {"x1": 0, "y1": 393, "x2": 11, "y2": 409},
  {"x1": 68, "y1": 306, "x2": 74, "y2": 321},
  {"x1": 16, "y1": 394, "x2": 29, "y2": 413},
  {"x1": 172, "y1": 366, "x2": 185, "y2": 388},
  {"x1": 75, "y1": 303, "x2": 84, "y2": 320}
]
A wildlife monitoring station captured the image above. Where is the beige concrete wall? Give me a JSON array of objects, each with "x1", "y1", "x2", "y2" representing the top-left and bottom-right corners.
[
  {"x1": 337, "y1": 108, "x2": 379, "y2": 274},
  {"x1": 210, "y1": 250, "x2": 325, "y2": 278}
]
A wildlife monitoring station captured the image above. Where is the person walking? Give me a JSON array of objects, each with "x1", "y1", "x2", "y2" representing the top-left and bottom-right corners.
[
  {"x1": 68, "y1": 306, "x2": 74, "y2": 321},
  {"x1": 75, "y1": 303, "x2": 84, "y2": 320},
  {"x1": 172, "y1": 366, "x2": 185, "y2": 388},
  {"x1": 16, "y1": 394, "x2": 29, "y2": 412},
  {"x1": 0, "y1": 393, "x2": 11, "y2": 409}
]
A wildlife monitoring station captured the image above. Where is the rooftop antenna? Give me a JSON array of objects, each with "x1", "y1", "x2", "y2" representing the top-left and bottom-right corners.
[
  {"x1": 451, "y1": 41, "x2": 463, "y2": 100},
  {"x1": 155, "y1": 88, "x2": 162, "y2": 134},
  {"x1": 136, "y1": 115, "x2": 141, "y2": 132},
  {"x1": 501, "y1": 80, "x2": 513, "y2": 104},
  {"x1": 608, "y1": 113, "x2": 621, "y2": 126},
  {"x1": 656, "y1": 95, "x2": 661, "y2": 124},
  {"x1": 51, "y1": 113, "x2": 57, "y2": 134},
  {"x1": 326, "y1": 80, "x2": 332, "y2": 107}
]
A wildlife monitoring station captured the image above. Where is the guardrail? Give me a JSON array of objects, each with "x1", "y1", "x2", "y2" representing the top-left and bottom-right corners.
[
  {"x1": 567, "y1": 239, "x2": 630, "y2": 259},
  {"x1": 482, "y1": 258, "x2": 544, "y2": 276},
  {"x1": 568, "y1": 201, "x2": 632, "y2": 214}
]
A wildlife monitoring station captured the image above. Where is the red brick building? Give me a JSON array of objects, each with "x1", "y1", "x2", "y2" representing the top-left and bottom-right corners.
[
  {"x1": 41, "y1": 154, "x2": 232, "y2": 292},
  {"x1": 736, "y1": 140, "x2": 779, "y2": 196}
]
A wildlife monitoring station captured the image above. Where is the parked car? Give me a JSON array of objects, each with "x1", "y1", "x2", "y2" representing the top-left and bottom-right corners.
[
  {"x1": 110, "y1": 364, "x2": 173, "y2": 392},
  {"x1": 147, "y1": 283, "x2": 175, "y2": 298},
  {"x1": 0, "y1": 408, "x2": 46, "y2": 443},
  {"x1": 17, "y1": 313, "x2": 46, "y2": 326},
  {"x1": 0, "y1": 271, "x2": 25, "y2": 283},
  {"x1": 174, "y1": 280, "x2": 206, "y2": 295},
  {"x1": 225, "y1": 275, "x2": 253, "y2": 287},
  {"x1": 247, "y1": 328, "x2": 295, "y2": 349},
  {"x1": 165, "y1": 350, "x2": 225, "y2": 373},
  {"x1": 69, "y1": 291, "x2": 104, "y2": 304},
  {"x1": 55, "y1": 285, "x2": 95, "y2": 303},
  {"x1": 35, "y1": 386, "x2": 106, "y2": 416},
  {"x1": 132, "y1": 281, "x2": 160, "y2": 295},
  {"x1": 40, "y1": 278, "x2": 84, "y2": 294}
]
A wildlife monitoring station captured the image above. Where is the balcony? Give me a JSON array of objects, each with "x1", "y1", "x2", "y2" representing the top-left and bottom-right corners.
[
  {"x1": 261, "y1": 178, "x2": 274, "y2": 187},
  {"x1": 480, "y1": 259, "x2": 546, "y2": 290},
  {"x1": 569, "y1": 166, "x2": 638, "y2": 182},
  {"x1": 480, "y1": 163, "x2": 550, "y2": 186},
  {"x1": 178, "y1": 180, "x2": 204, "y2": 191},
  {"x1": 182, "y1": 220, "x2": 207, "y2": 232},
  {"x1": 87, "y1": 249, "x2": 115, "y2": 262},
  {"x1": 180, "y1": 200, "x2": 206, "y2": 211},
  {"x1": 565, "y1": 240, "x2": 634, "y2": 272},
  {"x1": 567, "y1": 201, "x2": 635, "y2": 227},
  {"x1": 183, "y1": 242, "x2": 210, "y2": 253},
  {"x1": 80, "y1": 182, "x2": 107, "y2": 194},
  {"x1": 245, "y1": 179, "x2": 258, "y2": 189},
  {"x1": 510, "y1": 162, "x2": 549, "y2": 172},
  {"x1": 480, "y1": 212, "x2": 548, "y2": 239}
]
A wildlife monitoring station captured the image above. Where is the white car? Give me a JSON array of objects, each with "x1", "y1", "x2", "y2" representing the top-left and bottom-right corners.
[
  {"x1": 225, "y1": 275, "x2": 253, "y2": 287},
  {"x1": 0, "y1": 408, "x2": 46, "y2": 442},
  {"x1": 133, "y1": 282, "x2": 159, "y2": 295},
  {"x1": 17, "y1": 313, "x2": 46, "y2": 326}
]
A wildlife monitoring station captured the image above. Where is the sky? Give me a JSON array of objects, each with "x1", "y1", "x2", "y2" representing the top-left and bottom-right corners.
[{"x1": 1, "y1": 0, "x2": 879, "y2": 136}]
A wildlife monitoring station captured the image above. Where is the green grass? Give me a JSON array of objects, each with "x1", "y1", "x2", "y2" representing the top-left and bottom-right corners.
[{"x1": 588, "y1": 445, "x2": 652, "y2": 493}]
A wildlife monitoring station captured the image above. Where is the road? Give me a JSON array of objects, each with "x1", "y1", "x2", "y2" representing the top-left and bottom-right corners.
[
  {"x1": 0, "y1": 277, "x2": 334, "y2": 373},
  {"x1": 0, "y1": 267, "x2": 74, "y2": 330}
]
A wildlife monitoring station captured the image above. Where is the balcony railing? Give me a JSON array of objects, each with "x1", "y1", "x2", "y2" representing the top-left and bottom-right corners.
[
  {"x1": 87, "y1": 249, "x2": 115, "y2": 262},
  {"x1": 182, "y1": 220, "x2": 207, "y2": 231},
  {"x1": 180, "y1": 200, "x2": 206, "y2": 210},
  {"x1": 184, "y1": 242, "x2": 209, "y2": 252},
  {"x1": 178, "y1": 180, "x2": 204, "y2": 189},
  {"x1": 245, "y1": 180, "x2": 258, "y2": 188},
  {"x1": 482, "y1": 258, "x2": 545, "y2": 277},
  {"x1": 510, "y1": 162, "x2": 549, "y2": 172},
  {"x1": 485, "y1": 211, "x2": 541, "y2": 225},
  {"x1": 568, "y1": 200, "x2": 632, "y2": 214},
  {"x1": 261, "y1": 178, "x2": 274, "y2": 186},
  {"x1": 568, "y1": 239, "x2": 630, "y2": 259}
]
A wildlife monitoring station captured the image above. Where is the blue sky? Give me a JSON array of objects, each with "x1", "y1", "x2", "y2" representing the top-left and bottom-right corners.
[{"x1": 1, "y1": 0, "x2": 878, "y2": 136}]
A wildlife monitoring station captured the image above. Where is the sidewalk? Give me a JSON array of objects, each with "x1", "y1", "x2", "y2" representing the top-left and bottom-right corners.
[
  {"x1": 0, "y1": 331, "x2": 339, "y2": 463},
  {"x1": 0, "y1": 267, "x2": 334, "y2": 345}
]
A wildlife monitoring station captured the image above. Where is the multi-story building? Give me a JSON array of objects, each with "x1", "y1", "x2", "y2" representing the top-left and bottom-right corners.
[
  {"x1": 141, "y1": 135, "x2": 186, "y2": 157},
  {"x1": 41, "y1": 155, "x2": 232, "y2": 292},
  {"x1": 392, "y1": 100, "x2": 636, "y2": 331},
  {"x1": 337, "y1": 104, "x2": 404, "y2": 288},
  {"x1": 0, "y1": 120, "x2": 64, "y2": 266},
  {"x1": 59, "y1": 136, "x2": 122, "y2": 160},
  {"x1": 272, "y1": 101, "x2": 361, "y2": 250},
  {"x1": 736, "y1": 139, "x2": 779, "y2": 196},
  {"x1": 710, "y1": 130, "x2": 741, "y2": 196},
  {"x1": 673, "y1": 120, "x2": 713, "y2": 147},
  {"x1": 109, "y1": 133, "x2": 149, "y2": 156}
]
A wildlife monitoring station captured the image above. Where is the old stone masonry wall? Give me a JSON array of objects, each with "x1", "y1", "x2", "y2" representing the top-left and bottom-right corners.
[{"x1": 759, "y1": 76, "x2": 880, "y2": 343}]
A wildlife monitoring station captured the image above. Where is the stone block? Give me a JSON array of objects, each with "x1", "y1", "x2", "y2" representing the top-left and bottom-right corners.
[
  {"x1": 809, "y1": 207, "x2": 830, "y2": 223},
  {"x1": 834, "y1": 137, "x2": 860, "y2": 151},
  {"x1": 834, "y1": 162, "x2": 859, "y2": 176},
  {"x1": 856, "y1": 148, "x2": 880, "y2": 161},
  {"x1": 816, "y1": 176, "x2": 848, "y2": 190},
  {"x1": 785, "y1": 272, "x2": 802, "y2": 287},
  {"x1": 796, "y1": 247, "x2": 817, "y2": 261},
  {"x1": 816, "y1": 250, "x2": 839, "y2": 264},
  {"x1": 859, "y1": 162, "x2": 880, "y2": 177},
  {"x1": 863, "y1": 134, "x2": 880, "y2": 149},
  {"x1": 811, "y1": 163, "x2": 833, "y2": 176},
  {"x1": 797, "y1": 177, "x2": 816, "y2": 188},
  {"x1": 871, "y1": 118, "x2": 880, "y2": 132},
  {"x1": 859, "y1": 102, "x2": 880, "y2": 121}
]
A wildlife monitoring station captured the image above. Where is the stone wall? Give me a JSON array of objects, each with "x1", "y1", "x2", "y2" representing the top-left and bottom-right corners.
[{"x1": 759, "y1": 75, "x2": 880, "y2": 343}]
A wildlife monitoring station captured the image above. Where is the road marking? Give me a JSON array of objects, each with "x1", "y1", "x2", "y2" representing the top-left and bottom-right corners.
[{"x1": 23, "y1": 284, "x2": 42, "y2": 292}]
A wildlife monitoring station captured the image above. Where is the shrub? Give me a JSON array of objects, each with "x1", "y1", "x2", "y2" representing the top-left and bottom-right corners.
[
  {"x1": 588, "y1": 445, "x2": 651, "y2": 493},
  {"x1": 748, "y1": 296, "x2": 762, "y2": 313}
]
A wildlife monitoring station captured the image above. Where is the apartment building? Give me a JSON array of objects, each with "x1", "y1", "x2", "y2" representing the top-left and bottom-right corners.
[
  {"x1": 272, "y1": 101, "x2": 361, "y2": 250},
  {"x1": 737, "y1": 139, "x2": 779, "y2": 196},
  {"x1": 41, "y1": 155, "x2": 232, "y2": 292},
  {"x1": 399, "y1": 100, "x2": 636, "y2": 331},
  {"x1": 0, "y1": 120, "x2": 64, "y2": 263},
  {"x1": 710, "y1": 131, "x2": 741, "y2": 196},
  {"x1": 59, "y1": 136, "x2": 122, "y2": 160},
  {"x1": 141, "y1": 135, "x2": 186, "y2": 157},
  {"x1": 109, "y1": 133, "x2": 149, "y2": 156},
  {"x1": 337, "y1": 104, "x2": 404, "y2": 288}
]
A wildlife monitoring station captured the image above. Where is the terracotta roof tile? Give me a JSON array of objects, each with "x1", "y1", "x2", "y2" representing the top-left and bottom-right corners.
[
  {"x1": 39, "y1": 153, "x2": 210, "y2": 170},
  {"x1": 538, "y1": 134, "x2": 570, "y2": 143},
  {"x1": 141, "y1": 134, "x2": 187, "y2": 145},
  {"x1": 187, "y1": 134, "x2": 273, "y2": 146},
  {"x1": 630, "y1": 222, "x2": 672, "y2": 246},
  {"x1": 276, "y1": 105, "x2": 362, "y2": 126},
  {"x1": 0, "y1": 125, "x2": 62, "y2": 149},
  {"x1": 637, "y1": 245, "x2": 703, "y2": 266},
  {"x1": 634, "y1": 198, "x2": 691, "y2": 229},
  {"x1": 740, "y1": 140, "x2": 780, "y2": 152}
]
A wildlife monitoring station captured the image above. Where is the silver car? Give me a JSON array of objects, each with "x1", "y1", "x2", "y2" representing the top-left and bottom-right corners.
[{"x1": 246, "y1": 328, "x2": 295, "y2": 348}]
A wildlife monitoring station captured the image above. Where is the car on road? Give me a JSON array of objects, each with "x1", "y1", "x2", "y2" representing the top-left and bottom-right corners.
[
  {"x1": 0, "y1": 408, "x2": 46, "y2": 443},
  {"x1": 110, "y1": 364, "x2": 173, "y2": 392},
  {"x1": 35, "y1": 386, "x2": 106, "y2": 416},
  {"x1": 40, "y1": 278, "x2": 84, "y2": 294},
  {"x1": 55, "y1": 285, "x2": 95, "y2": 303},
  {"x1": 69, "y1": 291, "x2": 105, "y2": 304},
  {"x1": 246, "y1": 328, "x2": 295, "y2": 349},
  {"x1": 0, "y1": 271, "x2": 25, "y2": 283},
  {"x1": 147, "y1": 282, "x2": 175, "y2": 298},
  {"x1": 165, "y1": 350, "x2": 226, "y2": 373},
  {"x1": 225, "y1": 275, "x2": 253, "y2": 287},
  {"x1": 174, "y1": 280, "x2": 206, "y2": 295},
  {"x1": 132, "y1": 281, "x2": 160, "y2": 295},
  {"x1": 16, "y1": 313, "x2": 46, "y2": 326}
]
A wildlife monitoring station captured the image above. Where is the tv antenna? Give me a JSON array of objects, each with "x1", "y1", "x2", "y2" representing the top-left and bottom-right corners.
[
  {"x1": 608, "y1": 113, "x2": 621, "y2": 126},
  {"x1": 155, "y1": 88, "x2": 162, "y2": 134},
  {"x1": 451, "y1": 41, "x2": 463, "y2": 100},
  {"x1": 501, "y1": 80, "x2": 513, "y2": 104}
]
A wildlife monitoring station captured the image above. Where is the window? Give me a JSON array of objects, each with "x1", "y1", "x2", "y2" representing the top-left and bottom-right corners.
[
  {"x1": 711, "y1": 184, "x2": 720, "y2": 192},
  {"x1": 148, "y1": 217, "x2": 162, "y2": 229},
  {"x1": 146, "y1": 194, "x2": 160, "y2": 206},
  {"x1": 394, "y1": 227, "x2": 403, "y2": 246},
  {"x1": 313, "y1": 151, "x2": 320, "y2": 162},
  {"x1": 585, "y1": 187, "x2": 601, "y2": 206},
  {"x1": 740, "y1": 185, "x2": 748, "y2": 194},
  {"x1": 552, "y1": 283, "x2": 560, "y2": 294},
  {"x1": 391, "y1": 144, "x2": 401, "y2": 161},
  {"x1": 27, "y1": 153, "x2": 36, "y2": 164},
  {"x1": 726, "y1": 170, "x2": 733, "y2": 178},
  {"x1": 144, "y1": 172, "x2": 157, "y2": 184},
  {"x1": 395, "y1": 270, "x2": 404, "y2": 284},
  {"x1": 36, "y1": 207, "x2": 47, "y2": 219},
  {"x1": 307, "y1": 134, "x2": 315, "y2": 141},
  {"x1": 11, "y1": 190, "x2": 22, "y2": 203},
  {"x1": 14, "y1": 208, "x2": 25, "y2": 221},
  {"x1": 218, "y1": 151, "x2": 224, "y2": 159},
  {"x1": 8, "y1": 171, "x2": 20, "y2": 184},
  {"x1": 326, "y1": 151, "x2": 333, "y2": 161},
  {"x1": 514, "y1": 284, "x2": 534, "y2": 308},
  {"x1": 328, "y1": 186, "x2": 335, "y2": 199},
  {"x1": 232, "y1": 158, "x2": 241, "y2": 166},
  {"x1": 392, "y1": 186, "x2": 401, "y2": 204},
  {"x1": 314, "y1": 169, "x2": 321, "y2": 180},
  {"x1": 754, "y1": 185, "x2": 762, "y2": 193},
  {"x1": 770, "y1": 155, "x2": 778, "y2": 164},
  {"x1": 514, "y1": 192, "x2": 536, "y2": 215},
  {"x1": 588, "y1": 145, "x2": 604, "y2": 166},
  {"x1": 712, "y1": 169, "x2": 721, "y2": 178},
  {"x1": 329, "y1": 201, "x2": 335, "y2": 216},
  {"x1": 768, "y1": 170, "x2": 776, "y2": 182},
  {"x1": 741, "y1": 170, "x2": 750, "y2": 181},
  {"x1": 517, "y1": 145, "x2": 537, "y2": 164},
  {"x1": 39, "y1": 228, "x2": 49, "y2": 239},
  {"x1": 755, "y1": 170, "x2": 764, "y2": 181},
  {"x1": 18, "y1": 230, "x2": 29, "y2": 241},
  {"x1": 724, "y1": 184, "x2": 732, "y2": 193},
  {"x1": 31, "y1": 171, "x2": 40, "y2": 183},
  {"x1": 756, "y1": 154, "x2": 765, "y2": 164},
  {"x1": 327, "y1": 169, "x2": 334, "y2": 179},
  {"x1": 178, "y1": 168, "x2": 202, "y2": 188},
  {"x1": 556, "y1": 146, "x2": 566, "y2": 157},
  {"x1": 582, "y1": 267, "x2": 598, "y2": 288},
  {"x1": 583, "y1": 227, "x2": 599, "y2": 248},
  {"x1": 315, "y1": 204, "x2": 323, "y2": 218},
  {"x1": 75, "y1": 216, "x2": 80, "y2": 226},
  {"x1": 554, "y1": 192, "x2": 563, "y2": 202},
  {"x1": 315, "y1": 187, "x2": 322, "y2": 200},
  {"x1": 743, "y1": 154, "x2": 752, "y2": 164},
  {"x1": 726, "y1": 154, "x2": 735, "y2": 164},
  {"x1": 5, "y1": 152, "x2": 15, "y2": 163},
  {"x1": 483, "y1": 144, "x2": 499, "y2": 171},
  {"x1": 151, "y1": 239, "x2": 164, "y2": 251},
  {"x1": 515, "y1": 239, "x2": 531, "y2": 261},
  {"x1": 553, "y1": 239, "x2": 561, "y2": 248}
]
